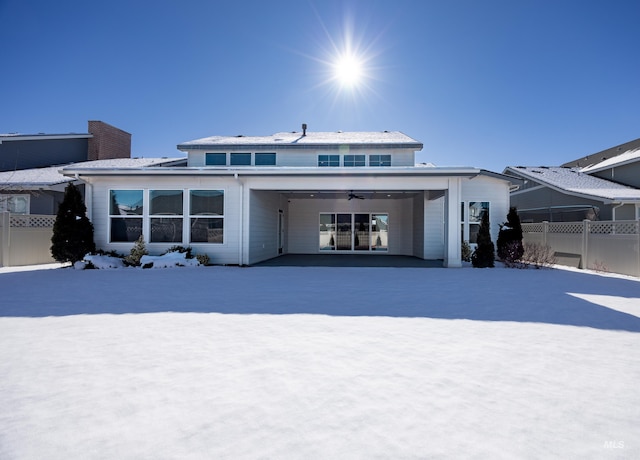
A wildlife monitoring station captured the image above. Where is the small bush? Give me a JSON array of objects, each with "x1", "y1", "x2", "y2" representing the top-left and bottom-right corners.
[
  {"x1": 196, "y1": 254, "x2": 210, "y2": 266},
  {"x1": 163, "y1": 245, "x2": 193, "y2": 258},
  {"x1": 461, "y1": 240, "x2": 472, "y2": 262},
  {"x1": 124, "y1": 235, "x2": 148, "y2": 267},
  {"x1": 521, "y1": 242, "x2": 556, "y2": 269},
  {"x1": 497, "y1": 207, "x2": 524, "y2": 263}
]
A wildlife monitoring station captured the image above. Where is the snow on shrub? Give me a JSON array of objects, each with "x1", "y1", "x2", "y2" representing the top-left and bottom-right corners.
[
  {"x1": 140, "y1": 252, "x2": 200, "y2": 269},
  {"x1": 83, "y1": 254, "x2": 126, "y2": 269}
]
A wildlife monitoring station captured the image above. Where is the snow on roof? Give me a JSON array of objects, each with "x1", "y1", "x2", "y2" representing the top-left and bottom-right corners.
[
  {"x1": 507, "y1": 166, "x2": 640, "y2": 201},
  {"x1": 178, "y1": 131, "x2": 423, "y2": 149},
  {"x1": 579, "y1": 148, "x2": 640, "y2": 173},
  {"x1": 1, "y1": 158, "x2": 180, "y2": 188}
]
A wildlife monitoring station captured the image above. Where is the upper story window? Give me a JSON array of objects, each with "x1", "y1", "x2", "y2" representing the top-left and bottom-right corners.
[
  {"x1": 230, "y1": 152, "x2": 251, "y2": 166},
  {"x1": 344, "y1": 155, "x2": 366, "y2": 167},
  {"x1": 205, "y1": 153, "x2": 226, "y2": 166},
  {"x1": 318, "y1": 155, "x2": 340, "y2": 167},
  {"x1": 369, "y1": 154, "x2": 391, "y2": 167},
  {"x1": 255, "y1": 152, "x2": 276, "y2": 166}
]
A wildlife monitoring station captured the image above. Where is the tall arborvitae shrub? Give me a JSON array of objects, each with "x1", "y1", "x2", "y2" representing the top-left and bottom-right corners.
[
  {"x1": 51, "y1": 183, "x2": 95, "y2": 263},
  {"x1": 497, "y1": 207, "x2": 524, "y2": 263},
  {"x1": 471, "y1": 210, "x2": 495, "y2": 268}
]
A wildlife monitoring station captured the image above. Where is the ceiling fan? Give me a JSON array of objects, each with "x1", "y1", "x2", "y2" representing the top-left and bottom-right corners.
[{"x1": 348, "y1": 191, "x2": 365, "y2": 200}]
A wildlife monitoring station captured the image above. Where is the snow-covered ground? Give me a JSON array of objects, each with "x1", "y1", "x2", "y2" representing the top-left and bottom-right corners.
[{"x1": 1, "y1": 263, "x2": 639, "y2": 459}]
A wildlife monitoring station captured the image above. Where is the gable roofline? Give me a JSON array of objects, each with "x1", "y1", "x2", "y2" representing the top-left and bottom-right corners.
[
  {"x1": 504, "y1": 166, "x2": 640, "y2": 203},
  {"x1": 0, "y1": 133, "x2": 92, "y2": 143},
  {"x1": 562, "y1": 137, "x2": 640, "y2": 168},
  {"x1": 177, "y1": 130, "x2": 423, "y2": 152}
]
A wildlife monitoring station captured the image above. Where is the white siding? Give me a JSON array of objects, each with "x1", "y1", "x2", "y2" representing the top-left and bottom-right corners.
[
  {"x1": 87, "y1": 176, "x2": 244, "y2": 265},
  {"x1": 248, "y1": 191, "x2": 284, "y2": 264},
  {"x1": 424, "y1": 193, "x2": 445, "y2": 259},
  {"x1": 461, "y1": 175, "x2": 511, "y2": 243},
  {"x1": 185, "y1": 148, "x2": 416, "y2": 167}
]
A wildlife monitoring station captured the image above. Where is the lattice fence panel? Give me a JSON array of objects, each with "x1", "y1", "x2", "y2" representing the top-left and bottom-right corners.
[
  {"x1": 589, "y1": 221, "x2": 638, "y2": 235},
  {"x1": 10, "y1": 214, "x2": 56, "y2": 228},
  {"x1": 522, "y1": 223, "x2": 544, "y2": 233},
  {"x1": 547, "y1": 222, "x2": 583, "y2": 234}
]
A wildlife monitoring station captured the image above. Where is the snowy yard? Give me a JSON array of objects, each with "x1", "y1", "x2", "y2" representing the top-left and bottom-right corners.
[{"x1": 1, "y1": 263, "x2": 639, "y2": 459}]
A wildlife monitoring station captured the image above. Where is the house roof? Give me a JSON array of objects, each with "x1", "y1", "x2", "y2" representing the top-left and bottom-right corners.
[
  {"x1": 0, "y1": 133, "x2": 92, "y2": 142},
  {"x1": 504, "y1": 166, "x2": 640, "y2": 202},
  {"x1": 562, "y1": 137, "x2": 640, "y2": 168},
  {"x1": 579, "y1": 148, "x2": 640, "y2": 174},
  {"x1": 0, "y1": 158, "x2": 180, "y2": 190},
  {"x1": 177, "y1": 131, "x2": 423, "y2": 151}
]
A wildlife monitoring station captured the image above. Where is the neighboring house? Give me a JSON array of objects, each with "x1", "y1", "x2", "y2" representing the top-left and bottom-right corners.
[
  {"x1": 503, "y1": 166, "x2": 640, "y2": 222},
  {"x1": 562, "y1": 137, "x2": 640, "y2": 189},
  {"x1": 0, "y1": 159, "x2": 181, "y2": 215},
  {"x1": 61, "y1": 126, "x2": 517, "y2": 267},
  {"x1": 0, "y1": 121, "x2": 131, "y2": 215}
]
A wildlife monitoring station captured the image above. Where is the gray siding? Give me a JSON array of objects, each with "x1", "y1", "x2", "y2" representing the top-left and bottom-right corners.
[
  {"x1": 592, "y1": 162, "x2": 640, "y2": 188},
  {"x1": 0, "y1": 138, "x2": 88, "y2": 171}
]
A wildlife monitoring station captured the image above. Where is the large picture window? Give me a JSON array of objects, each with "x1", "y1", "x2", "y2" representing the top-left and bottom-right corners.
[
  {"x1": 110, "y1": 190, "x2": 143, "y2": 242},
  {"x1": 150, "y1": 190, "x2": 183, "y2": 243},
  {"x1": 190, "y1": 190, "x2": 224, "y2": 243}
]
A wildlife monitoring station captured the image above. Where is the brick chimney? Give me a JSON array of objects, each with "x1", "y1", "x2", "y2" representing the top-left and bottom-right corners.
[{"x1": 87, "y1": 121, "x2": 131, "y2": 160}]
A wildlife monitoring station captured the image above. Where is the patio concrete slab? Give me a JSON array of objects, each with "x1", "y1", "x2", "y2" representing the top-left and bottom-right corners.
[{"x1": 252, "y1": 254, "x2": 443, "y2": 268}]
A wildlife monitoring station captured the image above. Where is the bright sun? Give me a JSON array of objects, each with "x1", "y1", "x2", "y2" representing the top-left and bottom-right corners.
[{"x1": 334, "y1": 54, "x2": 363, "y2": 87}]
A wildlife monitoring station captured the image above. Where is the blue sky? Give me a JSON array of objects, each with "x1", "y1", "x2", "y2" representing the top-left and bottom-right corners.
[{"x1": 1, "y1": 0, "x2": 639, "y2": 172}]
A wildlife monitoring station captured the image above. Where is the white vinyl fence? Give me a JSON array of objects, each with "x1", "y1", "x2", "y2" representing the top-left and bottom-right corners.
[
  {"x1": 522, "y1": 220, "x2": 640, "y2": 277},
  {"x1": 0, "y1": 212, "x2": 56, "y2": 267}
]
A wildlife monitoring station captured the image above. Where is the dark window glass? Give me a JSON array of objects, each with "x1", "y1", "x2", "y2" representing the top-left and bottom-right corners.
[
  {"x1": 318, "y1": 155, "x2": 340, "y2": 167},
  {"x1": 190, "y1": 218, "x2": 224, "y2": 243},
  {"x1": 255, "y1": 152, "x2": 276, "y2": 165},
  {"x1": 230, "y1": 153, "x2": 251, "y2": 165},
  {"x1": 205, "y1": 153, "x2": 226, "y2": 165},
  {"x1": 190, "y1": 190, "x2": 224, "y2": 216},
  {"x1": 344, "y1": 155, "x2": 365, "y2": 167}
]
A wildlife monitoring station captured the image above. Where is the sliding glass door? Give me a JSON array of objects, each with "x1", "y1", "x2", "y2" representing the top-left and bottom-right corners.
[{"x1": 319, "y1": 213, "x2": 388, "y2": 252}]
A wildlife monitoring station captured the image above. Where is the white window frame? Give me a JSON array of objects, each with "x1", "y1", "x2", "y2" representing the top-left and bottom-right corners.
[{"x1": 188, "y1": 189, "x2": 225, "y2": 244}]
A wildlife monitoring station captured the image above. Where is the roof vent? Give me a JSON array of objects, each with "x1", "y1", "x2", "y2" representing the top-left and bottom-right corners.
[{"x1": 302, "y1": 123, "x2": 307, "y2": 136}]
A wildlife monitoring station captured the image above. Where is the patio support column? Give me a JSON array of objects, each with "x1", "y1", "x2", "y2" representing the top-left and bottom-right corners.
[{"x1": 444, "y1": 178, "x2": 462, "y2": 267}]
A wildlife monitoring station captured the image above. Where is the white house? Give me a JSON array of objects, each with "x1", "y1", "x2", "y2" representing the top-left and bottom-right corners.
[{"x1": 61, "y1": 127, "x2": 517, "y2": 267}]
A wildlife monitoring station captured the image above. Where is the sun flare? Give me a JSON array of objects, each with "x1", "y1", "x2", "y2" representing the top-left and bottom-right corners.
[{"x1": 334, "y1": 54, "x2": 363, "y2": 87}]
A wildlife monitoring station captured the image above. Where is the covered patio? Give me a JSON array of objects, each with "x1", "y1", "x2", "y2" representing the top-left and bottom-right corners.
[{"x1": 252, "y1": 254, "x2": 444, "y2": 268}]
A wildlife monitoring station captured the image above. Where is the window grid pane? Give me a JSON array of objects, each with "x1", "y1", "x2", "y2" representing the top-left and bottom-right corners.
[
  {"x1": 205, "y1": 153, "x2": 226, "y2": 165},
  {"x1": 230, "y1": 153, "x2": 251, "y2": 165},
  {"x1": 255, "y1": 152, "x2": 276, "y2": 165},
  {"x1": 344, "y1": 155, "x2": 365, "y2": 167},
  {"x1": 318, "y1": 155, "x2": 340, "y2": 167},
  {"x1": 189, "y1": 190, "x2": 224, "y2": 244},
  {"x1": 150, "y1": 190, "x2": 183, "y2": 215}
]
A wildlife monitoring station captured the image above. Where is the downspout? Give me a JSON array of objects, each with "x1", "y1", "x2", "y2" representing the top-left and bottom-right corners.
[
  {"x1": 612, "y1": 202, "x2": 624, "y2": 221},
  {"x1": 235, "y1": 173, "x2": 245, "y2": 265}
]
